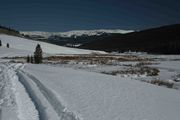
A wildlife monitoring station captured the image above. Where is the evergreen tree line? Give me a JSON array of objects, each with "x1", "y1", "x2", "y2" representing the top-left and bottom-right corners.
[
  {"x1": 0, "y1": 40, "x2": 10, "y2": 48},
  {"x1": 26, "y1": 55, "x2": 34, "y2": 63},
  {"x1": 0, "y1": 25, "x2": 20, "y2": 34},
  {"x1": 27, "y1": 44, "x2": 43, "y2": 64}
]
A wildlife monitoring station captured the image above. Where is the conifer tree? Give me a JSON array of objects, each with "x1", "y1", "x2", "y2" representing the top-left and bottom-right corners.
[
  {"x1": 30, "y1": 56, "x2": 34, "y2": 63},
  {"x1": 34, "y1": 44, "x2": 43, "y2": 64},
  {"x1": 7, "y1": 43, "x2": 9, "y2": 48},
  {"x1": 27, "y1": 55, "x2": 30, "y2": 63}
]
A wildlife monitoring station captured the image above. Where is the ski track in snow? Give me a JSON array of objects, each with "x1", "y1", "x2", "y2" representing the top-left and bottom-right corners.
[
  {"x1": 0, "y1": 65, "x2": 17, "y2": 120},
  {"x1": 9, "y1": 63, "x2": 58, "y2": 120},
  {"x1": 0, "y1": 63, "x2": 82, "y2": 120},
  {"x1": 0, "y1": 63, "x2": 39, "y2": 120},
  {"x1": 17, "y1": 69, "x2": 82, "y2": 120}
]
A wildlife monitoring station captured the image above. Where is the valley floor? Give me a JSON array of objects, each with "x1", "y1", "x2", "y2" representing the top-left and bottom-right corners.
[
  {"x1": 1, "y1": 62, "x2": 180, "y2": 120},
  {"x1": 0, "y1": 34, "x2": 180, "y2": 120}
]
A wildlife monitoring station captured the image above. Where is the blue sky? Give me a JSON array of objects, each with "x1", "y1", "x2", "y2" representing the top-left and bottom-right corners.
[{"x1": 0, "y1": 0, "x2": 180, "y2": 31}]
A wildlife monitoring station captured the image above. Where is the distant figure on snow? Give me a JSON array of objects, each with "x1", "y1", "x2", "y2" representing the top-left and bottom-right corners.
[
  {"x1": 0, "y1": 40, "x2": 2, "y2": 46},
  {"x1": 7, "y1": 43, "x2": 9, "y2": 48}
]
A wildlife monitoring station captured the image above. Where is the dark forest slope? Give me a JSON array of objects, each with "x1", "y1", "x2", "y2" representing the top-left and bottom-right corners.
[
  {"x1": 80, "y1": 24, "x2": 180, "y2": 54},
  {"x1": 0, "y1": 25, "x2": 20, "y2": 36}
]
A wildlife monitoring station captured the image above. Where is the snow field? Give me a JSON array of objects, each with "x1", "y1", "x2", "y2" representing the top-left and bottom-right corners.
[
  {"x1": 17, "y1": 70, "x2": 82, "y2": 120},
  {"x1": 0, "y1": 34, "x2": 106, "y2": 56},
  {"x1": 23, "y1": 64, "x2": 180, "y2": 120}
]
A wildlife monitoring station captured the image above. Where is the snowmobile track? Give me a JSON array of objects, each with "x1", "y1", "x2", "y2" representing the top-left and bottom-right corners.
[{"x1": 18, "y1": 70, "x2": 81, "y2": 120}]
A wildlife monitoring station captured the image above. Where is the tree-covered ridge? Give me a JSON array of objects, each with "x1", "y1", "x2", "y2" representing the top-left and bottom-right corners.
[
  {"x1": 0, "y1": 25, "x2": 20, "y2": 36},
  {"x1": 0, "y1": 25, "x2": 19, "y2": 33}
]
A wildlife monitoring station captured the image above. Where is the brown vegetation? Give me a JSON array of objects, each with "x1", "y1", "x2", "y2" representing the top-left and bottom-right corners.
[
  {"x1": 44, "y1": 54, "x2": 147, "y2": 65},
  {"x1": 149, "y1": 80, "x2": 174, "y2": 88},
  {"x1": 102, "y1": 66, "x2": 159, "y2": 76}
]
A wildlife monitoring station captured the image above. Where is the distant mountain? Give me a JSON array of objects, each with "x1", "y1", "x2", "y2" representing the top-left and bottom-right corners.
[
  {"x1": 21, "y1": 29, "x2": 134, "y2": 38},
  {"x1": 21, "y1": 29, "x2": 133, "y2": 47},
  {"x1": 80, "y1": 24, "x2": 180, "y2": 54}
]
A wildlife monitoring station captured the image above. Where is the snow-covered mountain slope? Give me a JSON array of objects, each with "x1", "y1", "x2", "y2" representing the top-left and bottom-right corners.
[
  {"x1": 0, "y1": 34, "x2": 105, "y2": 57},
  {"x1": 21, "y1": 29, "x2": 134, "y2": 38}
]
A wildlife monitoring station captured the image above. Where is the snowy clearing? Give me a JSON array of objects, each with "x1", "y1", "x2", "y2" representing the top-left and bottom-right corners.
[{"x1": 1, "y1": 63, "x2": 180, "y2": 120}]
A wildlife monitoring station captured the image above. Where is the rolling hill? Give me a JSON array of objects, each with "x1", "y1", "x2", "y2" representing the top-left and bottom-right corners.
[
  {"x1": 0, "y1": 34, "x2": 105, "y2": 57},
  {"x1": 80, "y1": 24, "x2": 180, "y2": 54},
  {"x1": 0, "y1": 25, "x2": 20, "y2": 36},
  {"x1": 21, "y1": 29, "x2": 133, "y2": 47}
]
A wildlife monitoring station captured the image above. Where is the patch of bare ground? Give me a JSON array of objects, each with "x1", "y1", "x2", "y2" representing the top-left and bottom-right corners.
[
  {"x1": 44, "y1": 54, "x2": 149, "y2": 65},
  {"x1": 135, "y1": 61, "x2": 159, "y2": 67},
  {"x1": 101, "y1": 66, "x2": 159, "y2": 76},
  {"x1": 148, "y1": 79, "x2": 174, "y2": 88}
]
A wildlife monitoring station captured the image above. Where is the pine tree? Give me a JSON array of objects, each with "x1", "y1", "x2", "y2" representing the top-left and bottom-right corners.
[
  {"x1": 7, "y1": 43, "x2": 9, "y2": 48},
  {"x1": 27, "y1": 55, "x2": 30, "y2": 63},
  {"x1": 34, "y1": 44, "x2": 43, "y2": 64},
  {"x1": 30, "y1": 56, "x2": 34, "y2": 63},
  {"x1": 0, "y1": 40, "x2": 2, "y2": 46}
]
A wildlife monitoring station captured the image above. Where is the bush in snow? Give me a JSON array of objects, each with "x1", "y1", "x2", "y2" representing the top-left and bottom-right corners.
[
  {"x1": 34, "y1": 44, "x2": 43, "y2": 64},
  {"x1": 101, "y1": 66, "x2": 159, "y2": 76},
  {"x1": 150, "y1": 80, "x2": 174, "y2": 88},
  {"x1": 7, "y1": 43, "x2": 9, "y2": 48}
]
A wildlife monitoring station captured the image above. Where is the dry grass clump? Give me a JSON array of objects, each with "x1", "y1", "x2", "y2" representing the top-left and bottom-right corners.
[
  {"x1": 45, "y1": 54, "x2": 146, "y2": 63},
  {"x1": 135, "y1": 61, "x2": 153, "y2": 67},
  {"x1": 102, "y1": 66, "x2": 159, "y2": 76},
  {"x1": 140, "y1": 67, "x2": 159, "y2": 76},
  {"x1": 149, "y1": 80, "x2": 174, "y2": 88}
]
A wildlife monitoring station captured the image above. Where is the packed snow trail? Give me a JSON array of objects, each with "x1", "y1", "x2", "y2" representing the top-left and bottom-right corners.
[
  {"x1": 0, "y1": 63, "x2": 82, "y2": 120},
  {"x1": 18, "y1": 70, "x2": 81, "y2": 120},
  {"x1": 16, "y1": 70, "x2": 59, "y2": 120},
  {"x1": 16, "y1": 63, "x2": 82, "y2": 120},
  {"x1": 0, "y1": 63, "x2": 39, "y2": 120},
  {"x1": 0, "y1": 65, "x2": 18, "y2": 120}
]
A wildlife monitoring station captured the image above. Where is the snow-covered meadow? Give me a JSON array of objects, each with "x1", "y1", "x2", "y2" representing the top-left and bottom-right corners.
[
  {"x1": 0, "y1": 34, "x2": 180, "y2": 120},
  {"x1": 0, "y1": 34, "x2": 105, "y2": 57}
]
